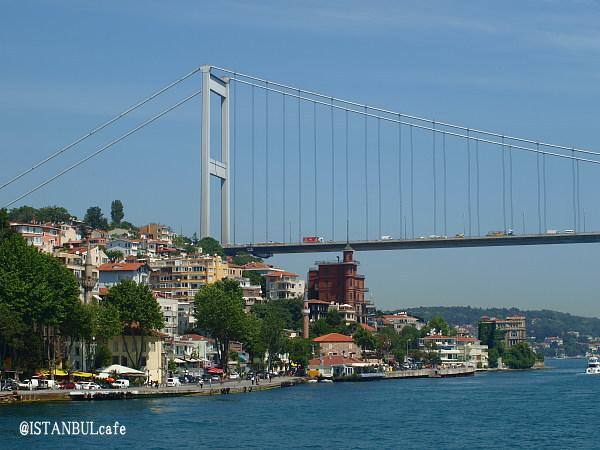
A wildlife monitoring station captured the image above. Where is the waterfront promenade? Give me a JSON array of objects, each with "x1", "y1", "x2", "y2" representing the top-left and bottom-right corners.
[{"x1": 0, "y1": 376, "x2": 302, "y2": 404}]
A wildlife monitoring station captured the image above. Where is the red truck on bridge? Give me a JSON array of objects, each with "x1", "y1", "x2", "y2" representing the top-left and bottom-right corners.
[{"x1": 302, "y1": 236, "x2": 324, "y2": 243}]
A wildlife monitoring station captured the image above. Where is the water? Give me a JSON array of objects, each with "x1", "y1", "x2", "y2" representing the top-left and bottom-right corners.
[{"x1": 1, "y1": 359, "x2": 599, "y2": 449}]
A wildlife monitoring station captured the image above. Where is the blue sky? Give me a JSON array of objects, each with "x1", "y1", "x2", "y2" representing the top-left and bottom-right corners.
[{"x1": 3, "y1": 1, "x2": 600, "y2": 316}]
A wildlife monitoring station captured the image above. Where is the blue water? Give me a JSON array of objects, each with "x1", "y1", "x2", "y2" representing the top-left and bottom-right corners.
[{"x1": 1, "y1": 359, "x2": 599, "y2": 449}]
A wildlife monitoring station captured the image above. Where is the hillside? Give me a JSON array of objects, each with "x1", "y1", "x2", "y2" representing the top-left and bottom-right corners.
[{"x1": 393, "y1": 306, "x2": 600, "y2": 340}]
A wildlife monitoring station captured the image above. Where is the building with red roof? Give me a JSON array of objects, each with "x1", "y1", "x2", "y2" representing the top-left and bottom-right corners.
[
  {"x1": 313, "y1": 333, "x2": 357, "y2": 358},
  {"x1": 98, "y1": 262, "x2": 150, "y2": 288}
]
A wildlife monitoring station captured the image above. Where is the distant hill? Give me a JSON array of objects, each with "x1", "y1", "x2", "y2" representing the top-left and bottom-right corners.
[{"x1": 393, "y1": 306, "x2": 600, "y2": 340}]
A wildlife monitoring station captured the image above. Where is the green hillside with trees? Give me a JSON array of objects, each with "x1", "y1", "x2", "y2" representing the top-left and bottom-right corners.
[{"x1": 399, "y1": 306, "x2": 600, "y2": 341}]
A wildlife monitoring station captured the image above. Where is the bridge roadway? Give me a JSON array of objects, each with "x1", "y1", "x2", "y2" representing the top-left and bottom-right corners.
[{"x1": 223, "y1": 232, "x2": 600, "y2": 257}]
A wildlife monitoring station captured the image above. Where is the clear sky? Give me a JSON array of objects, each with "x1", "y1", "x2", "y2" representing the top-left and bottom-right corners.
[{"x1": 2, "y1": 1, "x2": 600, "y2": 317}]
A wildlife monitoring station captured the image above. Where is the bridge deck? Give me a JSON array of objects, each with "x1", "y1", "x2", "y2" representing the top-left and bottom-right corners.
[{"x1": 223, "y1": 233, "x2": 600, "y2": 256}]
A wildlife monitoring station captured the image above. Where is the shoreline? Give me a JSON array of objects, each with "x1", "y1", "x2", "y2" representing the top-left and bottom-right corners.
[{"x1": 0, "y1": 377, "x2": 304, "y2": 406}]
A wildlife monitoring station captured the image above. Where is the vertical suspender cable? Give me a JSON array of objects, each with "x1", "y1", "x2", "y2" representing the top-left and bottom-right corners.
[
  {"x1": 345, "y1": 110, "x2": 350, "y2": 240},
  {"x1": 251, "y1": 85, "x2": 255, "y2": 243},
  {"x1": 509, "y1": 145, "x2": 514, "y2": 231},
  {"x1": 282, "y1": 94, "x2": 286, "y2": 242},
  {"x1": 443, "y1": 132, "x2": 447, "y2": 237},
  {"x1": 233, "y1": 75, "x2": 237, "y2": 244},
  {"x1": 377, "y1": 118, "x2": 382, "y2": 239},
  {"x1": 476, "y1": 139, "x2": 480, "y2": 236},
  {"x1": 298, "y1": 90, "x2": 302, "y2": 242},
  {"x1": 314, "y1": 102, "x2": 318, "y2": 236},
  {"x1": 265, "y1": 83, "x2": 269, "y2": 242},
  {"x1": 410, "y1": 125, "x2": 415, "y2": 239},
  {"x1": 331, "y1": 99, "x2": 335, "y2": 241},
  {"x1": 576, "y1": 159, "x2": 581, "y2": 231},
  {"x1": 364, "y1": 107, "x2": 369, "y2": 240},
  {"x1": 432, "y1": 122, "x2": 437, "y2": 235},
  {"x1": 535, "y1": 143, "x2": 542, "y2": 234},
  {"x1": 467, "y1": 130, "x2": 471, "y2": 236},
  {"x1": 398, "y1": 116, "x2": 403, "y2": 239},
  {"x1": 502, "y1": 136, "x2": 506, "y2": 233},
  {"x1": 542, "y1": 152, "x2": 547, "y2": 232},
  {"x1": 572, "y1": 148, "x2": 577, "y2": 231}
]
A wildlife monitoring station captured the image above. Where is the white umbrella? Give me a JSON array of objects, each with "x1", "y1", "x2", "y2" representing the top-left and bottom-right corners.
[{"x1": 97, "y1": 364, "x2": 146, "y2": 377}]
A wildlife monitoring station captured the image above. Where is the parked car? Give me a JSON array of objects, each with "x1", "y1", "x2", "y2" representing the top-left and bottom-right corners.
[
  {"x1": 76, "y1": 381, "x2": 100, "y2": 390},
  {"x1": 111, "y1": 379, "x2": 130, "y2": 389},
  {"x1": 166, "y1": 377, "x2": 181, "y2": 387},
  {"x1": 59, "y1": 381, "x2": 76, "y2": 390},
  {"x1": 228, "y1": 373, "x2": 240, "y2": 380},
  {"x1": 210, "y1": 375, "x2": 220, "y2": 382}
]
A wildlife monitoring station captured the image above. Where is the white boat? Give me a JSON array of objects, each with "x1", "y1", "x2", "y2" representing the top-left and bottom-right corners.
[{"x1": 586, "y1": 356, "x2": 600, "y2": 374}]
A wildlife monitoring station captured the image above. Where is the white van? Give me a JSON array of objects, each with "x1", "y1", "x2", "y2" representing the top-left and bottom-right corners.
[
  {"x1": 111, "y1": 379, "x2": 130, "y2": 389},
  {"x1": 166, "y1": 377, "x2": 181, "y2": 387},
  {"x1": 38, "y1": 379, "x2": 59, "y2": 390}
]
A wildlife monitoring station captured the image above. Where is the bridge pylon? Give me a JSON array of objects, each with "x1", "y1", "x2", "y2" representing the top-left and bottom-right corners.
[{"x1": 200, "y1": 65, "x2": 230, "y2": 244}]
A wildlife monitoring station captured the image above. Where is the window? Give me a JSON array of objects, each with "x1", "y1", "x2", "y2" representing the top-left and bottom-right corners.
[
  {"x1": 112, "y1": 341, "x2": 119, "y2": 352},
  {"x1": 121, "y1": 356, "x2": 128, "y2": 366},
  {"x1": 112, "y1": 356, "x2": 120, "y2": 364}
]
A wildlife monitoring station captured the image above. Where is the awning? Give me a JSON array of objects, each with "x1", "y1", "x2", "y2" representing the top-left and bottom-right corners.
[
  {"x1": 39, "y1": 369, "x2": 68, "y2": 376},
  {"x1": 207, "y1": 367, "x2": 223, "y2": 374},
  {"x1": 72, "y1": 371, "x2": 94, "y2": 378}
]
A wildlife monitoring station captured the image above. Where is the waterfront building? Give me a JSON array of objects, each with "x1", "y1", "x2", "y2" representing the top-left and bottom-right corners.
[
  {"x1": 456, "y1": 337, "x2": 489, "y2": 369},
  {"x1": 107, "y1": 330, "x2": 166, "y2": 383},
  {"x1": 10, "y1": 222, "x2": 61, "y2": 253},
  {"x1": 99, "y1": 262, "x2": 150, "y2": 288},
  {"x1": 150, "y1": 253, "x2": 228, "y2": 301},
  {"x1": 479, "y1": 315, "x2": 527, "y2": 348},
  {"x1": 264, "y1": 271, "x2": 305, "y2": 300},
  {"x1": 307, "y1": 245, "x2": 368, "y2": 323},
  {"x1": 419, "y1": 335, "x2": 462, "y2": 366},
  {"x1": 313, "y1": 333, "x2": 358, "y2": 358},
  {"x1": 308, "y1": 355, "x2": 362, "y2": 378}
]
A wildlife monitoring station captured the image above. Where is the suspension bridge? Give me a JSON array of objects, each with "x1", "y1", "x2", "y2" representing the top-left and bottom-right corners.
[{"x1": 2, "y1": 64, "x2": 599, "y2": 257}]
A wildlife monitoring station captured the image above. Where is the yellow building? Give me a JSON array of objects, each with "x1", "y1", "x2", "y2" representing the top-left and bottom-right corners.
[
  {"x1": 150, "y1": 253, "x2": 228, "y2": 300},
  {"x1": 107, "y1": 333, "x2": 165, "y2": 383}
]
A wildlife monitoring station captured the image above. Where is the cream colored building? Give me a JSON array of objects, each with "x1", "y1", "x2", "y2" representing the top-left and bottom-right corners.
[
  {"x1": 54, "y1": 246, "x2": 109, "y2": 301},
  {"x1": 108, "y1": 334, "x2": 166, "y2": 383},
  {"x1": 150, "y1": 253, "x2": 228, "y2": 300}
]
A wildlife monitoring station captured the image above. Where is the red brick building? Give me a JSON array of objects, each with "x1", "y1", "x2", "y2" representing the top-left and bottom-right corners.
[{"x1": 307, "y1": 245, "x2": 368, "y2": 323}]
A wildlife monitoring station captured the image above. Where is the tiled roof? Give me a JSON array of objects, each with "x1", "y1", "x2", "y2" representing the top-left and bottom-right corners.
[
  {"x1": 308, "y1": 356, "x2": 361, "y2": 367},
  {"x1": 242, "y1": 262, "x2": 273, "y2": 270},
  {"x1": 264, "y1": 271, "x2": 299, "y2": 278},
  {"x1": 308, "y1": 299, "x2": 332, "y2": 305},
  {"x1": 360, "y1": 323, "x2": 376, "y2": 332},
  {"x1": 313, "y1": 332, "x2": 354, "y2": 343},
  {"x1": 98, "y1": 263, "x2": 146, "y2": 272}
]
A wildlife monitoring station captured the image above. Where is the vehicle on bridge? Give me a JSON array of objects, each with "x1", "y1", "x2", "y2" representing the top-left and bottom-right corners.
[
  {"x1": 380, "y1": 235, "x2": 393, "y2": 240},
  {"x1": 486, "y1": 229, "x2": 514, "y2": 237},
  {"x1": 303, "y1": 236, "x2": 324, "y2": 243}
]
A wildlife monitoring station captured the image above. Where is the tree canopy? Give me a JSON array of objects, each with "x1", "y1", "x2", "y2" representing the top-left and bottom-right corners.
[
  {"x1": 110, "y1": 200, "x2": 124, "y2": 225},
  {"x1": 84, "y1": 206, "x2": 109, "y2": 230},
  {"x1": 8, "y1": 205, "x2": 71, "y2": 223},
  {"x1": 198, "y1": 236, "x2": 224, "y2": 256},
  {"x1": 194, "y1": 279, "x2": 246, "y2": 372},
  {"x1": 503, "y1": 343, "x2": 537, "y2": 369}
]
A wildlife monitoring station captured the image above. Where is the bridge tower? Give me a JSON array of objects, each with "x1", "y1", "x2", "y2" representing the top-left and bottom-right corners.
[{"x1": 200, "y1": 65, "x2": 230, "y2": 244}]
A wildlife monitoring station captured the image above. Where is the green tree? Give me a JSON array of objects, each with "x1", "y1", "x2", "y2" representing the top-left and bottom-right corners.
[
  {"x1": 0, "y1": 233, "x2": 80, "y2": 373},
  {"x1": 243, "y1": 313, "x2": 266, "y2": 368},
  {"x1": 110, "y1": 200, "x2": 124, "y2": 225},
  {"x1": 503, "y1": 343, "x2": 536, "y2": 369},
  {"x1": 261, "y1": 308, "x2": 286, "y2": 371},
  {"x1": 94, "y1": 345, "x2": 112, "y2": 369},
  {"x1": 426, "y1": 315, "x2": 450, "y2": 336},
  {"x1": 105, "y1": 249, "x2": 124, "y2": 262},
  {"x1": 353, "y1": 327, "x2": 377, "y2": 358},
  {"x1": 231, "y1": 252, "x2": 262, "y2": 266},
  {"x1": 199, "y1": 236, "x2": 224, "y2": 256},
  {"x1": 84, "y1": 206, "x2": 109, "y2": 230},
  {"x1": 7, "y1": 205, "x2": 38, "y2": 223},
  {"x1": 284, "y1": 337, "x2": 312, "y2": 367},
  {"x1": 194, "y1": 279, "x2": 246, "y2": 373},
  {"x1": 0, "y1": 208, "x2": 11, "y2": 238},
  {"x1": 36, "y1": 206, "x2": 71, "y2": 223},
  {"x1": 104, "y1": 280, "x2": 164, "y2": 369},
  {"x1": 243, "y1": 270, "x2": 264, "y2": 289}
]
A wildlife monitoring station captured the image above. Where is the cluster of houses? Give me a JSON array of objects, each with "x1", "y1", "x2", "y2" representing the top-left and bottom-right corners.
[{"x1": 9, "y1": 219, "x2": 307, "y2": 382}]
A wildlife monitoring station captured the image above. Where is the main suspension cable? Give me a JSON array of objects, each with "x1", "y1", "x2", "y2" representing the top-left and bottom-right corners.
[
  {"x1": 4, "y1": 90, "x2": 201, "y2": 208},
  {"x1": 0, "y1": 67, "x2": 201, "y2": 192}
]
